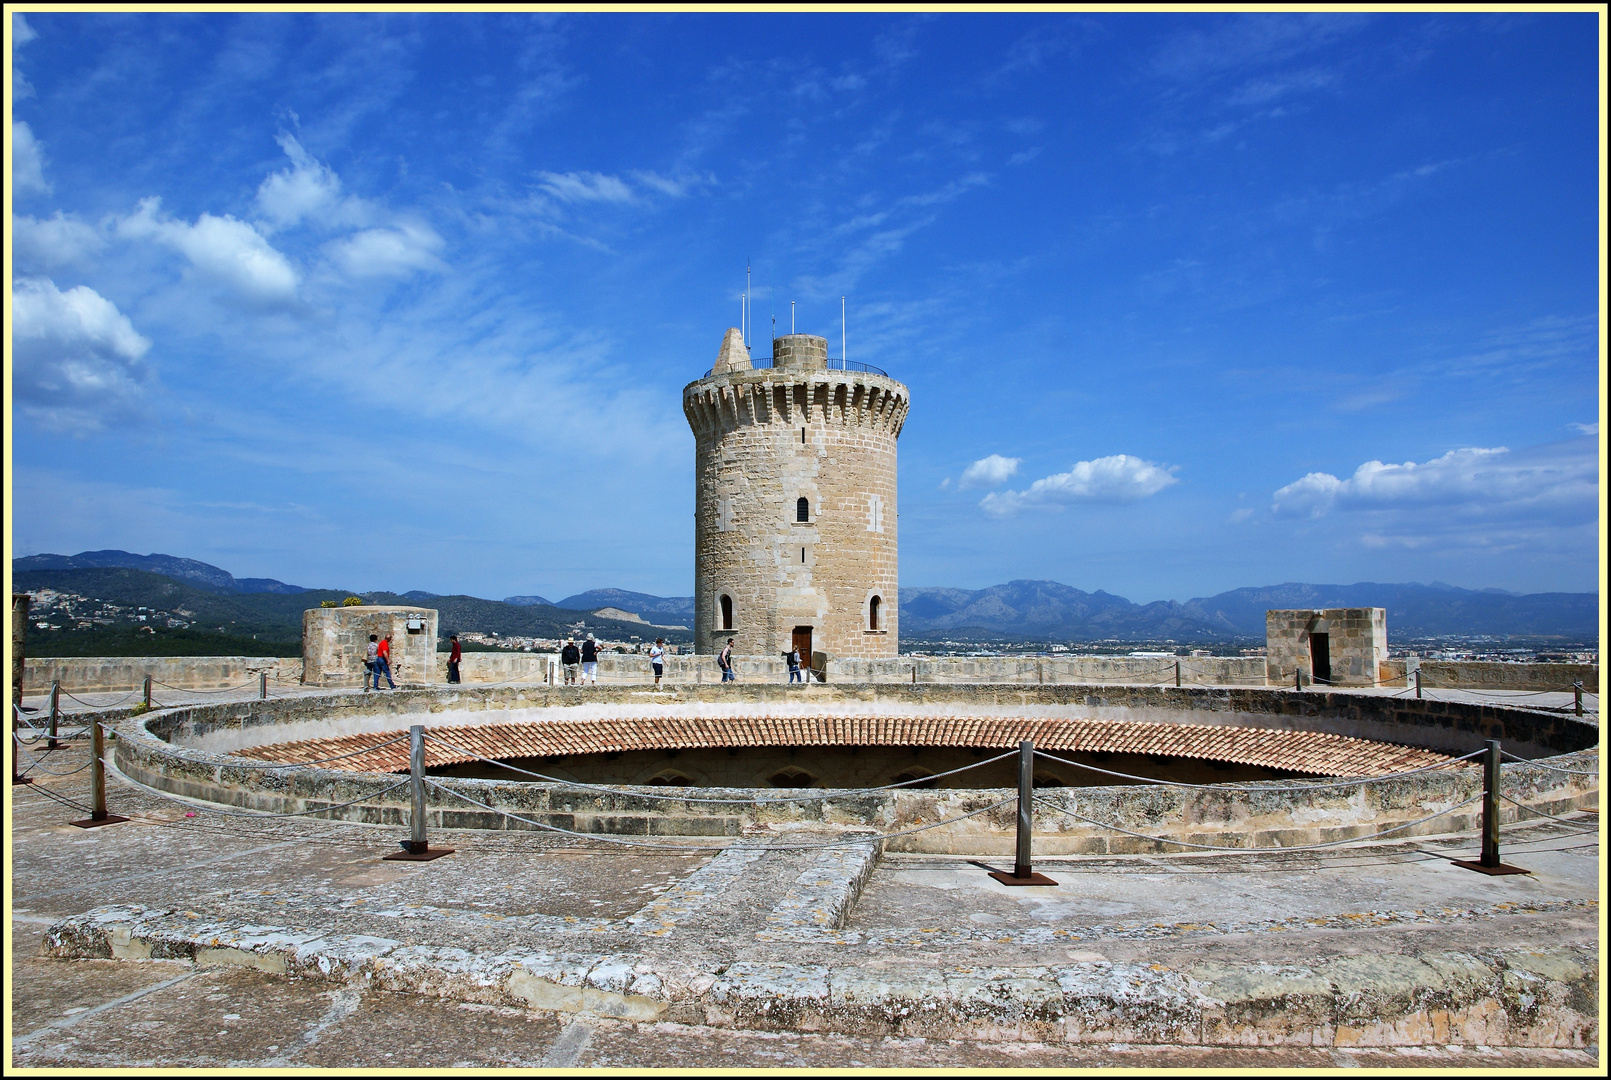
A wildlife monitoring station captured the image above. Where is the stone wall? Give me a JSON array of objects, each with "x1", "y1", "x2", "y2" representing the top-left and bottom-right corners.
[
  {"x1": 685, "y1": 332, "x2": 907, "y2": 661},
  {"x1": 302, "y1": 605, "x2": 439, "y2": 688},
  {"x1": 21, "y1": 655, "x2": 304, "y2": 695},
  {"x1": 1410, "y1": 661, "x2": 1598, "y2": 694},
  {"x1": 114, "y1": 685, "x2": 1598, "y2": 856},
  {"x1": 1266, "y1": 608, "x2": 1386, "y2": 686}
]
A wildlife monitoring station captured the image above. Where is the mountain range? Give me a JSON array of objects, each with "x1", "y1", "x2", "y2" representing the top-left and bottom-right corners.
[{"x1": 11, "y1": 551, "x2": 1599, "y2": 643}]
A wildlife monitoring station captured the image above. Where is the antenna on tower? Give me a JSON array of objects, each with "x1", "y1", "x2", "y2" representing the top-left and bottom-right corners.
[
  {"x1": 744, "y1": 260, "x2": 751, "y2": 347},
  {"x1": 841, "y1": 297, "x2": 846, "y2": 366},
  {"x1": 791, "y1": 301, "x2": 796, "y2": 335}
]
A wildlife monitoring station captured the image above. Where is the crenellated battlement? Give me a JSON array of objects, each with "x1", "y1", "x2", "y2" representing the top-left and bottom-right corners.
[{"x1": 683, "y1": 369, "x2": 909, "y2": 438}]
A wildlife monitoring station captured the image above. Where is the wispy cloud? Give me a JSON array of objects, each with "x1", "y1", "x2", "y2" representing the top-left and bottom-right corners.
[
  {"x1": 537, "y1": 170, "x2": 636, "y2": 204},
  {"x1": 255, "y1": 132, "x2": 355, "y2": 231},
  {"x1": 1151, "y1": 14, "x2": 1371, "y2": 84},
  {"x1": 13, "y1": 212, "x2": 106, "y2": 270},
  {"x1": 12, "y1": 120, "x2": 50, "y2": 195},
  {"x1": 982, "y1": 455, "x2": 1179, "y2": 516}
]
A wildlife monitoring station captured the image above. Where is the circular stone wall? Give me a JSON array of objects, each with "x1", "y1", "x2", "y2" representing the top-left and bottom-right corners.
[{"x1": 111, "y1": 683, "x2": 1599, "y2": 855}]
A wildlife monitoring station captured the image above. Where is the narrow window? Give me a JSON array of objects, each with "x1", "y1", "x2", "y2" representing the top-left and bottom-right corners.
[
  {"x1": 719, "y1": 594, "x2": 733, "y2": 631},
  {"x1": 801, "y1": 547, "x2": 806, "y2": 563},
  {"x1": 869, "y1": 595, "x2": 881, "y2": 630},
  {"x1": 796, "y1": 497, "x2": 809, "y2": 522},
  {"x1": 801, "y1": 427, "x2": 806, "y2": 444}
]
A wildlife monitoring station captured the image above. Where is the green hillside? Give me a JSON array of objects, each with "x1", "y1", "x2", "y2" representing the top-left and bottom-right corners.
[{"x1": 14, "y1": 568, "x2": 691, "y2": 657}]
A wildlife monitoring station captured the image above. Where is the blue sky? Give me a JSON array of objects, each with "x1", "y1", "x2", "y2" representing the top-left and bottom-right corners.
[{"x1": 8, "y1": 11, "x2": 1603, "y2": 602}]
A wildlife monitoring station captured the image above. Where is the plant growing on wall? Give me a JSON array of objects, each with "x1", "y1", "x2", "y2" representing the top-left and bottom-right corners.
[{"x1": 341, "y1": 597, "x2": 363, "y2": 607}]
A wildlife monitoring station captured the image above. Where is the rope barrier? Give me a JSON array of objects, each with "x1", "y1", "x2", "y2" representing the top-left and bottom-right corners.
[
  {"x1": 217, "y1": 734, "x2": 413, "y2": 770},
  {"x1": 11, "y1": 737, "x2": 96, "y2": 776},
  {"x1": 1033, "y1": 794, "x2": 1484, "y2": 853},
  {"x1": 1031, "y1": 746, "x2": 1485, "y2": 793},
  {"x1": 421, "y1": 730, "x2": 1017, "y2": 804},
  {"x1": 1498, "y1": 750, "x2": 1601, "y2": 777},
  {"x1": 58, "y1": 688, "x2": 142, "y2": 709},
  {"x1": 151, "y1": 679, "x2": 272, "y2": 695},
  {"x1": 101, "y1": 759, "x2": 414, "y2": 820},
  {"x1": 1496, "y1": 794, "x2": 1601, "y2": 829},
  {"x1": 425, "y1": 778, "x2": 1014, "y2": 851}
]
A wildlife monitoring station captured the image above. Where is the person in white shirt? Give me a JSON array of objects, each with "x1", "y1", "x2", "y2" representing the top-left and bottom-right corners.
[{"x1": 649, "y1": 638, "x2": 666, "y2": 686}]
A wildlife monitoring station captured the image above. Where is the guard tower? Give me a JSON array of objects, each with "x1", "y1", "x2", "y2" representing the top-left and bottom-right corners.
[{"x1": 684, "y1": 329, "x2": 908, "y2": 661}]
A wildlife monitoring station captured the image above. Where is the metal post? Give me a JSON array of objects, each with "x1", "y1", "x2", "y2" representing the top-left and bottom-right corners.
[
  {"x1": 70, "y1": 719, "x2": 127, "y2": 827},
  {"x1": 142, "y1": 675, "x2": 152, "y2": 710},
  {"x1": 988, "y1": 740, "x2": 1054, "y2": 886},
  {"x1": 1415, "y1": 669, "x2": 1423, "y2": 699},
  {"x1": 912, "y1": 666, "x2": 917, "y2": 685},
  {"x1": 259, "y1": 672, "x2": 268, "y2": 700},
  {"x1": 1294, "y1": 667, "x2": 1302, "y2": 691},
  {"x1": 11, "y1": 594, "x2": 29, "y2": 784},
  {"x1": 11, "y1": 705, "x2": 26, "y2": 786},
  {"x1": 1175, "y1": 661, "x2": 1181, "y2": 688},
  {"x1": 386, "y1": 723, "x2": 452, "y2": 861},
  {"x1": 1480, "y1": 739, "x2": 1501, "y2": 868},
  {"x1": 49, "y1": 682, "x2": 61, "y2": 750},
  {"x1": 1573, "y1": 680, "x2": 1583, "y2": 717},
  {"x1": 1453, "y1": 738, "x2": 1526, "y2": 876}
]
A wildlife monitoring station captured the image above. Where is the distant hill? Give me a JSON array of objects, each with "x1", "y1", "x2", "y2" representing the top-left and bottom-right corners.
[
  {"x1": 899, "y1": 580, "x2": 1599, "y2": 642},
  {"x1": 502, "y1": 595, "x2": 553, "y2": 607},
  {"x1": 14, "y1": 550, "x2": 307, "y2": 594},
  {"x1": 556, "y1": 589, "x2": 695, "y2": 626}
]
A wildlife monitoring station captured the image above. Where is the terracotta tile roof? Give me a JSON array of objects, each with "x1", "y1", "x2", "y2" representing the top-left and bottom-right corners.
[{"x1": 234, "y1": 715, "x2": 1454, "y2": 780}]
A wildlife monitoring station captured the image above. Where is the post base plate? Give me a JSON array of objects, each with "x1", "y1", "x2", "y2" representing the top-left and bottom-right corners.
[
  {"x1": 1451, "y1": 859, "x2": 1530, "y2": 876},
  {"x1": 383, "y1": 847, "x2": 455, "y2": 862},
  {"x1": 988, "y1": 871, "x2": 1058, "y2": 886},
  {"x1": 69, "y1": 815, "x2": 129, "y2": 829}
]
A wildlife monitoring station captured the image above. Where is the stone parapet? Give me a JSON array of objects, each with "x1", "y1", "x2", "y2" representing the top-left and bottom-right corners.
[{"x1": 20, "y1": 655, "x2": 303, "y2": 695}]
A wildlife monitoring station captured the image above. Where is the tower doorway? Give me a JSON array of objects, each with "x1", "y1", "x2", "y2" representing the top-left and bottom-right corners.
[
  {"x1": 1309, "y1": 632, "x2": 1331, "y2": 685},
  {"x1": 792, "y1": 626, "x2": 813, "y2": 672}
]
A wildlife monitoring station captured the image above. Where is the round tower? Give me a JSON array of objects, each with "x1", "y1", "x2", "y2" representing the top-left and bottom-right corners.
[{"x1": 684, "y1": 328, "x2": 908, "y2": 661}]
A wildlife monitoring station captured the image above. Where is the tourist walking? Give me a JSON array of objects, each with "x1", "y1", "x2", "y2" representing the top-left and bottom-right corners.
[
  {"x1": 581, "y1": 634, "x2": 599, "y2": 685},
  {"x1": 650, "y1": 638, "x2": 666, "y2": 686},
  {"x1": 365, "y1": 634, "x2": 381, "y2": 691},
  {"x1": 787, "y1": 646, "x2": 803, "y2": 683},
  {"x1": 561, "y1": 639, "x2": 581, "y2": 684},
  {"x1": 719, "y1": 638, "x2": 737, "y2": 682},
  {"x1": 447, "y1": 634, "x2": 462, "y2": 684},
  {"x1": 376, "y1": 634, "x2": 396, "y2": 689}
]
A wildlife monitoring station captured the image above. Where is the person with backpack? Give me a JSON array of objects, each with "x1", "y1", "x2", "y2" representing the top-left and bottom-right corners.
[
  {"x1": 787, "y1": 646, "x2": 803, "y2": 684},
  {"x1": 719, "y1": 638, "x2": 736, "y2": 682},
  {"x1": 364, "y1": 634, "x2": 381, "y2": 691},
  {"x1": 581, "y1": 634, "x2": 600, "y2": 685}
]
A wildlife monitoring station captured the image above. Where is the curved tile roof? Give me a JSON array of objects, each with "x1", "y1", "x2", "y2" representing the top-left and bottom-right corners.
[{"x1": 233, "y1": 714, "x2": 1455, "y2": 780}]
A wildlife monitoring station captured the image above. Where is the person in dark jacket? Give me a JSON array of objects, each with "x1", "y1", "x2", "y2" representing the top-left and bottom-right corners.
[
  {"x1": 581, "y1": 634, "x2": 600, "y2": 685},
  {"x1": 561, "y1": 639, "x2": 581, "y2": 684}
]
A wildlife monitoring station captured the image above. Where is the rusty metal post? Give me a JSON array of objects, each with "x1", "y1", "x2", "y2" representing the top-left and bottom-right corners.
[
  {"x1": 70, "y1": 719, "x2": 127, "y2": 828},
  {"x1": 385, "y1": 723, "x2": 452, "y2": 861},
  {"x1": 49, "y1": 682, "x2": 61, "y2": 750},
  {"x1": 260, "y1": 672, "x2": 268, "y2": 700},
  {"x1": 989, "y1": 739, "x2": 1055, "y2": 886},
  {"x1": 142, "y1": 675, "x2": 152, "y2": 710},
  {"x1": 1294, "y1": 667, "x2": 1302, "y2": 691},
  {"x1": 1415, "y1": 669, "x2": 1423, "y2": 699},
  {"x1": 1175, "y1": 661, "x2": 1181, "y2": 688},
  {"x1": 912, "y1": 665, "x2": 917, "y2": 685},
  {"x1": 11, "y1": 595, "x2": 29, "y2": 785},
  {"x1": 1573, "y1": 680, "x2": 1583, "y2": 717},
  {"x1": 1454, "y1": 738, "x2": 1527, "y2": 876}
]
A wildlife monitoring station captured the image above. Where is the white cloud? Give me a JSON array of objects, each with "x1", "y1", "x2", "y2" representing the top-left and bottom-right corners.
[
  {"x1": 11, "y1": 277, "x2": 152, "y2": 433},
  {"x1": 1569, "y1": 421, "x2": 1598, "y2": 436},
  {"x1": 958, "y1": 453, "x2": 1021, "y2": 489},
  {"x1": 12, "y1": 121, "x2": 49, "y2": 195},
  {"x1": 981, "y1": 454, "x2": 1179, "y2": 516},
  {"x1": 116, "y1": 197, "x2": 300, "y2": 303},
  {"x1": 13, "y1": 212, "x2": 106, "y2": 269},
  {"x1": 13, "y1": 14, "x2": 37, "y2": 98},
  {"x1": 324, "y1": 220, "x2": 445, "y2": 279},
  {"x1": 1270, "y1": 443, "x2": 1598, "y2": 536},
  {"x1": 255, "y1": 133, "x2": 346, "y2": 230},
  {"x1": 537, "y1": 170, "x2": 635, "y2": 204}
]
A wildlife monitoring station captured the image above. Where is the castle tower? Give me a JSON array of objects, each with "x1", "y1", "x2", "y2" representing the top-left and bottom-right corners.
[{"x1": 684, "y1": 328, "x2": 908, "y2": 661}]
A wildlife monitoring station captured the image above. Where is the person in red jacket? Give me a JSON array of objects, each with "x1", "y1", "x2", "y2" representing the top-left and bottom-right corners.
[
  {"x1": 447, "y1": 634, "x2": 462, "y2": 684},
  {"x1": 375, "y1": 634, "x2": 396, "y2": 689}
]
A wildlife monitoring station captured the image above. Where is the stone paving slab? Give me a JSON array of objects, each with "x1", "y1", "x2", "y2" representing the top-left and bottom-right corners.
[{"x1": 8, "y1": 735, "x2": 1604, "y2": 1065}]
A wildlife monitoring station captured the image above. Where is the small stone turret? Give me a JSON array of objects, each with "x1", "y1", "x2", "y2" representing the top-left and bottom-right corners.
[{"x1": 684, "y1": 330, "x2": 907, "y2": 661}]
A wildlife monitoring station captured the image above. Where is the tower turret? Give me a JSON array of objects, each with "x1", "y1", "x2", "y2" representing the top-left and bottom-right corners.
[{"x1": 684, "y1": 330, "x2": 907, "y2": 661}]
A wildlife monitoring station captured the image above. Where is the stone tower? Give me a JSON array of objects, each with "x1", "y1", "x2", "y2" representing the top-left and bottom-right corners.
[{"x1": 684, "y1": 328, "x2": 908, "y2": 661}]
